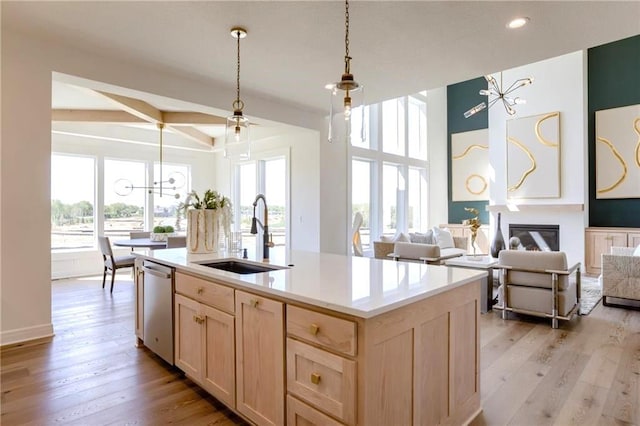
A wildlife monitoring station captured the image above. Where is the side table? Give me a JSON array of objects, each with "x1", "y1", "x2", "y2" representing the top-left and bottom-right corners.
[{"x1": 444, "y1": 255, "x2": 498, "y2": 313}]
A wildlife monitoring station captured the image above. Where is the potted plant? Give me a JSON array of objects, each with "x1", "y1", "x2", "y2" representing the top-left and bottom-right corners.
[
  {"x1": 180, "y1": 190, "x2": 233, "y2": 254},
  {"x1": 150, "y1": 225, "x2": 175, "y2": 242}
]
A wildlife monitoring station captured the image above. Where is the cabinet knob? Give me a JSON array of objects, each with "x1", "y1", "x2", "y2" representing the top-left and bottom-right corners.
[
  {"x1": 197, "y1": 287, "x2": 204, "y2": 295},
  {"x1": 309, "y1": 324, "x2": 319, "y2": 336},
  {"x1": 193, "y1": 315, "x2": 204, "y2": 324},
  {"x1": 310, "y1": 373, "x2": 321, "y2": 385},
  {"x1": 250, "y1": 298, "x2": 259, "y2": 308}
]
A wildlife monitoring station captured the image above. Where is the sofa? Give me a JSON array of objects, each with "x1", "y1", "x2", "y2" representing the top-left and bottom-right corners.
[
  {"x1": 601, "y1": 246, "x2": 640, "y2": 309},
  {"x1": 373, "y1": 228, "x2": 467, "y2": 264}
]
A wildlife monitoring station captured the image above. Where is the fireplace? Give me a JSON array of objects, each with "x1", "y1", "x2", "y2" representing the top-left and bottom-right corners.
[{"x1": 509, "y1": 224, "x2": 559, "y2": 251}]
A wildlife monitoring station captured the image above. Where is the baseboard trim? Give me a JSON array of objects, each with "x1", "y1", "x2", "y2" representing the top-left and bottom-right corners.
[{"x1": 0, "y1": 323, "x2": 55, "y2": 347}]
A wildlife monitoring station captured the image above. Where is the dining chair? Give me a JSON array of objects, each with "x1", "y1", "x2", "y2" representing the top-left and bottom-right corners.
[
  {"x1": 166, "y1": 236, "x2": 187, "y2": 249},
  {"x1": 129, "y1": 231, "x2": 150, "y2": 251},
  {"x1": 98, "y1": 236, "x2": 136, "y2": 294}
]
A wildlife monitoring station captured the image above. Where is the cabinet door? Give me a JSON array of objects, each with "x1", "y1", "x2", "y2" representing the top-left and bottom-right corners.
[
  {"x1": 585, "y1": 230, "x2": 627, "y2": 274},
  {"x1": 134, "y1": 259, "x2": 144, "y2": 341},
  {"x1": 174, "y1": 294, "x2": 203, "y2": 381},
  {"x1": 235, "y1": 291, "x2": 284, "y2": 426},
  {"x1": 201, "y1": 303, "x2": 236, "y2": 408},
  {"x1": 628, "y1": 233, "x2": 640, "y2": 248}
]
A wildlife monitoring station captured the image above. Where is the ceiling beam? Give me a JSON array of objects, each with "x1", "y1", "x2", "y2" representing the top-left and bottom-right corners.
[
  {"x1": 96, "y1": 91, "x2": 164, "y2": 123},
  {"x1": 163, "y1": 112, "x2": 227, "y2": 126},
  {"x1": 52, "y1": 109, "x2": 146, "y2": 123},
  {"x1": 169, "y1": 126, "x2": 215, "y2": 148}
]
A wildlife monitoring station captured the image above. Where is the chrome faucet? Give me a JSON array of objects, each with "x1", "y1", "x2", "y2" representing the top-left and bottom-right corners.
[{"x1": 250, "y1": 193, "x2": 275, "y2": 260}]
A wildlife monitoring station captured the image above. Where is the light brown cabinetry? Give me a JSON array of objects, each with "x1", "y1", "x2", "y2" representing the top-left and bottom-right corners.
[
  {"x1": 585, "y1": 227, "x2": 640, "y2": 275},
  {"x1": 235, "y1": 290, "x2": 285, "y2": 426},
  {"x1": 174, "y1": 273, "x2": 236, "y2": 407}
]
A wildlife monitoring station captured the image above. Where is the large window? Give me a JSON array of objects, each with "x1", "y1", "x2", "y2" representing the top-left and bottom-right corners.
[
  {"x1": 153, "y1": 163, "x2": 190, "y2": 231},
  {"x1": 350, "y1": 92, "x2": 428, "y2": 251},
  {"x1": 234, "y1": 154, "x2": 289, "y2": 254},
  {"x1": 51, "y1": 153, "x2": 191, "y2": 250},
  {"x1": 51, "y1": 154, "x2": 95, "y2": 250},
  {"x1": 104, "y1": 159, "x2": 146, "y2": 238}
]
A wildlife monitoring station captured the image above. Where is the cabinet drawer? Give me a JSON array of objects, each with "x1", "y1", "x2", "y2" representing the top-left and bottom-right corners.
[
  {"x1": 287, "y1": 305, "x2": 356, "y2": 356},
  {"x1": 287, "y1": 395, "x2": 343, "y2": 426},
  {"x1": 287, "y1": 338, "x2": 356, "y2": 425},
  {"x1": 176, "y1": 272, "x2": 234, "y2": 314}
]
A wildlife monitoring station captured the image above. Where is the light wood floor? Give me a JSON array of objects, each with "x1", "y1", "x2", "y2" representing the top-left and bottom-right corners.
[{"x1": 1, "y1": 275, "x2": 639, "y2": 425}]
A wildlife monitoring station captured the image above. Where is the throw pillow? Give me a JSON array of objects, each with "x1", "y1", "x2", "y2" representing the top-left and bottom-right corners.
[
  {"x1": 410, "y1": 230, "x2": 434, "y2": 244},
  {"x1": 634, "y1": 245, "x2": 640, "y2": 256},
  {"x1": 432, "y1": 227, "x2": 455, "y2": 249},
  {"x1": 394, "y1": 232, "x2": 411, "y2": 243},
  {"x1": 379, "y1": 235, "x2": 394, "y2": 243}
]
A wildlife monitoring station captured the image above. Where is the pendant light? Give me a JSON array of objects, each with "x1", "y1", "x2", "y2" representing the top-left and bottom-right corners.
[
  {"x1": 224, "y1": 27, "x2": 250, "y2": 160},
  {"x1": 327, "y1": 0, "x2": 365, "y2": 143},
  {"x1": 464, "y1": 72, "x2": 533, "y2": 118},
  {"x1": 113, "y1": 122, "x2": 185, "y2": 199}
]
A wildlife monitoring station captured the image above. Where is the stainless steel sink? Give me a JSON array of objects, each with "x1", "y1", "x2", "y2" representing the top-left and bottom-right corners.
[{"x1": 198, "y1": 260, "x2": 286, "y2": 275}]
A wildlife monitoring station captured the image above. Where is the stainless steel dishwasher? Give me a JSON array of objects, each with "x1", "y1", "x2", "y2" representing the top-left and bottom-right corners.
[{"x1": 142, "y1": 260, "x2": 174, "y2": 365}]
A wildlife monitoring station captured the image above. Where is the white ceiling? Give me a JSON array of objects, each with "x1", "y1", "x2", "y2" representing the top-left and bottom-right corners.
[{"x1": 4, "y1": 1, "x2": 640, "y2": 117}]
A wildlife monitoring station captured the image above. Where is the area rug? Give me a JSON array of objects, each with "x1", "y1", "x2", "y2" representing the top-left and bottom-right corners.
[{"x1": 580, "y1": 275, "x2": 602, "y2": 315}]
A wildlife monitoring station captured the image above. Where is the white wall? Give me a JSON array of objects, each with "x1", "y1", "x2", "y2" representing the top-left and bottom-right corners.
[
  {"x1": 0, "y1": 28, "x2": 323, "y2": 345},
  {"x1": 488, "y1": 51, "x2": 588, "y2": 267},
  {"x1": 426, "y1": 87, "x2": 449, "y2": 228}
]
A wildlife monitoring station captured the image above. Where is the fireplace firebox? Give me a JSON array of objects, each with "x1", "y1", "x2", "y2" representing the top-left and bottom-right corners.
[{"x1": 509, "y1": 224, "x2": 559, "y2": 251}]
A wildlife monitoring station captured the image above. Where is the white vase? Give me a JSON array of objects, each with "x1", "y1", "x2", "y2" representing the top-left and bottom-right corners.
[{"x1": 187, "y1": 209, "x2": 219, "y2": 254}]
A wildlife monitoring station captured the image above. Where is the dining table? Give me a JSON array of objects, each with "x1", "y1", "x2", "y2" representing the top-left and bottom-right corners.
[{"x1": 112, "y1": 237, "x2": 168, "y2": 249}]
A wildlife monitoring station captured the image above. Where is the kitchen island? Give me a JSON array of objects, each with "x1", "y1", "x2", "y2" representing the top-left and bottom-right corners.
[{"x1": 134, "y1": 248, "x2": 485, "y2": 426}]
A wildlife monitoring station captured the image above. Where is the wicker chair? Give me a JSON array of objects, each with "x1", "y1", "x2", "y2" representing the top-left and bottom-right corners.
[{"x1": 602, "y1": 247, "x2": 640, "y2": 309}]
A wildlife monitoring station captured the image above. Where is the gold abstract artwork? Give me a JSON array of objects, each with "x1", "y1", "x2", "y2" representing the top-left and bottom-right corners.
[
  {"x1": 507, "y1": 112, "x2": 560, "y2": 199},
  {"x1": 595, "y1": 104, "x2": 640, "y2": 199},
  {"x1": 451, "y1": 129, "x2": 489, "y2": 201}
]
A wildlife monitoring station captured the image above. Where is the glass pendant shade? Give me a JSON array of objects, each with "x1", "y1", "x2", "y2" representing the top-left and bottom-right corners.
[
  {"x1": 224, "y1": 112, "x2": 250, "y2": 160},
  {"x1": 328, "y1": 82, "x2": 365, "y2": 144}
]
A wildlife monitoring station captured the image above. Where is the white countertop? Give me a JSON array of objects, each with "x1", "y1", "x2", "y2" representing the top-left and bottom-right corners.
[{"x1": 137, "y1": 247, "x2": 486, "y2": 319}]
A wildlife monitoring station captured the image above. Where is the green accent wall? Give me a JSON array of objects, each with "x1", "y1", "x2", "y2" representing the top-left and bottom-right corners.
[
  {"x1": 588, "y1": 35, "x2": 640, "y2": 227},
  {"x1": 447, "y1": 78, "x2": 489, "y2": 224}
]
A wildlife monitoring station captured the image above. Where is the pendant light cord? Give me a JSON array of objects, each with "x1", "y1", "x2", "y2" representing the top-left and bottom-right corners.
[
  {"x1": 344, "y1": 0, "x2": 351, "y2": 74},
  {"x1": 234, "y1": 29, "x2": 243, "y2": 112}
]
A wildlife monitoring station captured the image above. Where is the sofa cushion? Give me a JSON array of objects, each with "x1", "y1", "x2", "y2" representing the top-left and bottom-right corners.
[
  {"x1": 410, "y1": 230, "x2": 434, "y2": 244},
  {"x1": 432, "y1": 227, "x2": 454, "y2": 249},
  {"x1": 440, "y1": 248, "x2": 466, "y2": 258},
  {"x1": 393, "y1": 242, "x2": 441, "y2": 260}
]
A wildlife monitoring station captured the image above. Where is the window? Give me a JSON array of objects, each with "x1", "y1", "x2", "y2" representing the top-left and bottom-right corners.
[
  {"x1": 234, "y1": 154, "x2": 289, "y2": 253},
  {"x1": 104, "y1": 159, "x2": 146, "y2": 238},
  {"x1": 382, "y1": 99, "x2": 405, "y2": 156},
  {"x1": 408, "y1": 95, "x2": 427, "y2": 160},
  {"x1": 350, "y1": 92, "x2": 428, "y2": 248},
  {"x1": 51, "y1": 154, "x2": 95, "y2": 250},
  {"x1": 408, "y1": 167, "x2": 428, "y2": 232},
  {"x1": 153, "y1": 163, "x2": 190, "y2": 231},
  {"x1": 352, "y1": 159, "x2": 372, "y2": 250}
]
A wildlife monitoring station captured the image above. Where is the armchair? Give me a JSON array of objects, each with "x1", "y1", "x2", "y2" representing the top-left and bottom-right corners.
[
  {"x1": 496, "y1": 250, "x2": 581, "y2": 329},
  {"x1": 601, "y1": 246, "x2": 640, "y2": 308}
]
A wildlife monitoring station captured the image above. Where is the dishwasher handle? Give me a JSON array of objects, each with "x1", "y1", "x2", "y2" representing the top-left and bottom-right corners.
[{"x1": 142, "y1": 266, "x2": 172, "y2": 279}]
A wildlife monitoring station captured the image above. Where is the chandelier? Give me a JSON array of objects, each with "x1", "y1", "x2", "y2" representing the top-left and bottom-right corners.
[
  {"x1": 224, "y1": 27, "x2": 250, "y2": 160},
  {"x1": 114, "y1": 123, "x2": 185, "y2": 199},
  {"x1": 464, "y1": 72, "x2": 533, "y2": 118},
  {"x1": 327, "y1": 0, "x2": 365, "y2": 143}
]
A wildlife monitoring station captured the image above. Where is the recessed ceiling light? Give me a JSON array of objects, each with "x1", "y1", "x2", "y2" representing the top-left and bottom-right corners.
[{"x1": 507, "y1": 17, "x2": 530, "y2": 29}]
